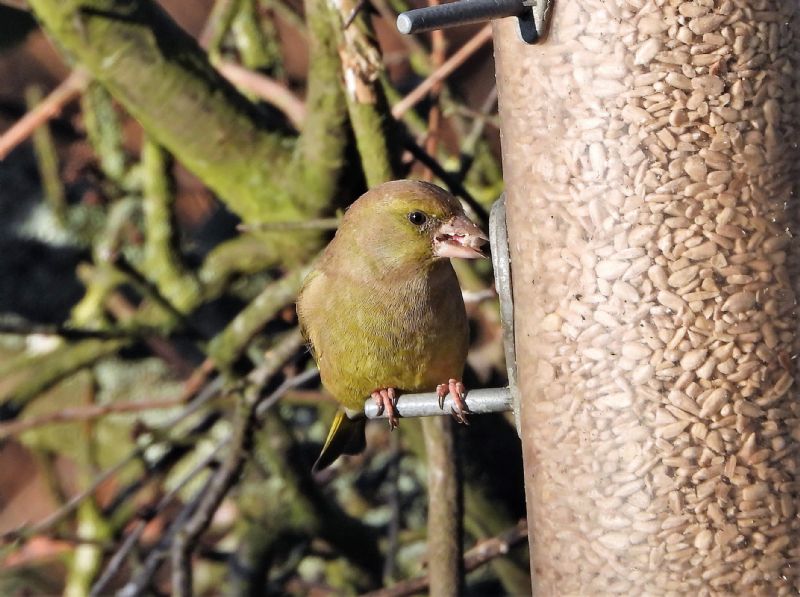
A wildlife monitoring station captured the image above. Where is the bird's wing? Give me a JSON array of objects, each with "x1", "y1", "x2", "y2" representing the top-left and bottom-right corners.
[{"x1": 297, "y1": 268, "x2": 323, "y2": 361}]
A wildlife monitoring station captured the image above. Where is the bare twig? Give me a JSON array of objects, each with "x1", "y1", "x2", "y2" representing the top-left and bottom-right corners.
[
  {"x1": 462, "y1": 288, "x2": 497, "y2": 305},
  {"x1": 0, "y1": 396, "x2": 190, "y2": 439},
  {"x1": 0, "y1": 0, "x2": 29, "y2": 12},
  {"x1": 420, "y1": 0, "x2": 446, "y2": 182},
  {"x1": 171, "y1": 395, "x2": 254, "y2": 597},
  {"x1": 445, "y1": 102, "x2": 500, "y2": 128},
  {"x1": 163, "y1": 332, "x2": 305, "y2": 596},
  {"x1": 0, "y1": 321, "x2": 155, "y2": 340},
  {"x1": 236, "y1": 217, "x2": 340, "y2": 232},
  {"x1": 462, "y1": 519, "x2": 528, "y2": 570},
  {"x1": 391, "y1": 25, "x2": 492, "y2": 119},
  {"x1": 0, "y1": 371, "x2": 223, "y2": 545},
  {"x1": 89, "y1": 446, "x2": 223, "y2": 596},
  {"x1": 215, "y1": 61, "x2": 307, "y2": 129},
  {"x1": 255, "y1": 365, "x2": 319, "y2": 420},
  {"x1": 118, "y1": 468, "x2": 216, "y2": 597},
  {"x1": 25, "y1": 328, "x2": 295, "y2": 575},
  {"x1": 466, "y1": 86, "x2": 498, "y2": 147},
  {"x1": 459, "y1": 86, "x2": 499, "y2": 176},
  {"x1": 362, "y1": 519, "x2": 528, "y2": 597},
  {"x1": 343, "y1": 0, "x2": 368, "y2": 29},
  {"x1": 402, "y1": 135, "x2": 489, "y2": 225},
  {"x1": 159, "y1": 370, "x2": 224, "y2": 430},
  {"x1": 199, "y1": 0, "x2": 239, "y2": 52},
  {"x1": 0, "y1": 70, "x2": 88, "y2": 160},
  {"x1": 0, "y1": 452, "x2": 140, "y2": 544},
  {"x1": 163, "y1": 364, "x2": 318, "y2": 596},
  {"x1": 26, "y1": 85, "x2": 67, "y2": 221}
]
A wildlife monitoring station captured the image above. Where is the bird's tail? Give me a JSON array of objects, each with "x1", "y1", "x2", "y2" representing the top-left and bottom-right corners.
[{"x1": 312, "y1": 410, "x2": 367, "y2": 473}]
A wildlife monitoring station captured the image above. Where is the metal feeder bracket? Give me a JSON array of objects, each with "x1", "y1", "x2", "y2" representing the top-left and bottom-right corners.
[
  {"x1": 396, "y1": 0, "x2": 553, "y2": 45},
  {"x1": 489, "y1": 194, "x2": 521, "y2": 436}
]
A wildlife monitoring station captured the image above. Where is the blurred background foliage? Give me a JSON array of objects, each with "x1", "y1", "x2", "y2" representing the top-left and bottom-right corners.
[{"x1": 0, "y1": 0, "x2": 526, "y2": 594}]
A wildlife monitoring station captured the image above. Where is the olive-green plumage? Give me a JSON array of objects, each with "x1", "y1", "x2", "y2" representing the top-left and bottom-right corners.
[{"x1": 298, "y1": 180, "x2": 482, "y2": 471}]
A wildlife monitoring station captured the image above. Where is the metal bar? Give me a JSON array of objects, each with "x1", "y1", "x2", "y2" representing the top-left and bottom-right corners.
[
  {"x1": 364, "y1": 387, "x2": 512, "y2": 419},
  {"x1": 490, "y1": 195, "x2": 521, "y2": 435},
  {"x1": 396, "y1": 0, "x2": 525, "y2": 35}
]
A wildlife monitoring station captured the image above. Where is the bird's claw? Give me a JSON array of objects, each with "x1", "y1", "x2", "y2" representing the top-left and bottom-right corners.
[
  {"x1": 450, "y1": 407, "x2": 470, "y2": 425},
  {"x1": 436, "y1": 383, "x2": 447, "y2": 409},
  {"x1": 372, "y1": 387, "x2": 399, "y2": 430},
  {"x1": 436, "y1": 378, "x2": 469, "y2": 424}
]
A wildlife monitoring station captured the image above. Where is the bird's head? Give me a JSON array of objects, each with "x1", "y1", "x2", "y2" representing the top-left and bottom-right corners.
[{"x1": 337, "y1": 180, "x2": 488, "y2": 271}]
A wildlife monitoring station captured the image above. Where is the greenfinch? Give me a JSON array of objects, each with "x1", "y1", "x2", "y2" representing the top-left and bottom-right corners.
[{"x1": 297, "y1": 180, "x2": 487, "y2": 472}]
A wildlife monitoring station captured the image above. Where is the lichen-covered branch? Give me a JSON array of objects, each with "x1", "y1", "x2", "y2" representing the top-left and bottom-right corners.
[
  {"x1": 208, "y1": 266, "x2": 309, "y2": 370},
  {"x1": 286, "y1": 0, "x2": 348, "y2": 215},
  {"x1": 231, "y1": 0, "x2": 282, "y2": 75},
  {"x1": 197, "y1": 234, "x2": 287, "y2": 296},
  {"x1": 330, "y1": 0, "x2": 396, "y2": 186},
  {"x1": 26, "y1": 84, "x2": 67, "y2": 223},
  {"x1": 236, "y1": 412, "x2": 384, "y2": 591},
  {"x1": 171, "y1": 394, "x2": 255, "y2": 597},
  {"x1": 81, "y1": 81, "x2": 128, "y2": 187},
  {"x1": 0, "y1": 338, "x2": 127, "y2": 420},
  {"x1": 141, "y1": 138, "x2": 201, "y2": 312},
  {"x1": 27, "y1": 0, "x2": 347, "y2": 231},
  {"x1": 27, "y1": 0, "x2": 287, "y2": 223}
]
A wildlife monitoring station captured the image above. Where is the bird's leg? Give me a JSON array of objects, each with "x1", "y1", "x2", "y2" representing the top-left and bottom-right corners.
[
  {"x1": 371, "y1": 387, "x2": 399, "y2": 430},
  {"x1": 436, "y1": 378, "x2": 470, "y2": 425}
]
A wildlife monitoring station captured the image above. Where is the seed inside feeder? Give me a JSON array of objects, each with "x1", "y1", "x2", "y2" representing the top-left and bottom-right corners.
[{"x1": 494, "y1": 1, "x2": 800, "y2": 592}]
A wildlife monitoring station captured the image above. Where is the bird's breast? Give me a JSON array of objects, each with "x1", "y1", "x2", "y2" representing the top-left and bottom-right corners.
[{"x1": 307, "y1": 262, "x2": 469, "y2": 408}]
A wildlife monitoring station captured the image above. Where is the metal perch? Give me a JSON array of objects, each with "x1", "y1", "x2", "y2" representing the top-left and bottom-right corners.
[{"x1": 364, "y1": 387, "x2": 513, "y2": 419}]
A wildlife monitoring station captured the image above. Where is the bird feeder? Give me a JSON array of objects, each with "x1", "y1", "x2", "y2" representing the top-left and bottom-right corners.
[
  {"x1": 397, "y1": 1, "x2": 800, "y2": 592},
  {"x1": 492, "y1": 1, "x2": 800, "y2": 594}
]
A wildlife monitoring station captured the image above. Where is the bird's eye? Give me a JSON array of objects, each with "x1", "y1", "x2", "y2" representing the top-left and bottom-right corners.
[{"x1": 408, "y1": 211, "x2": 427, "y2": 226}]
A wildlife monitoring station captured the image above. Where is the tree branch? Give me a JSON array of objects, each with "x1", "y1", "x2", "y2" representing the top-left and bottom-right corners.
[
  {"x1": 27, "y1": 0, "x2": 292, "y2": 223},
  {"x1": 141, "y1": 138, "x2": 201, "y2": 312},
  {"x1": 361, "y1": 519, "x2": 528, "y2": 597},
  {"x1": 0, "y1": 70, "x2": 87, "y2": 160},
  {"x1": 421, "y1": 416, "x2": 464, "y2": 597},
  {"x1": 171, "y1": 394, "x2": 255, "y2": 597},
  {"x1": 0, "y1": 395, "x2": 188, "y2": 439},
  {"x1": 330, "y1": 0, "x2": 397, "y2": 186},
  {"x1": 391, "y1": 25, "x2": 492, "y2": 120},
  {"x1": 27, "y1": 0, "x2": 347, "y2": 233},
  {"x1": 216, "y1": 61, "x2": 306, "y2": 129}
]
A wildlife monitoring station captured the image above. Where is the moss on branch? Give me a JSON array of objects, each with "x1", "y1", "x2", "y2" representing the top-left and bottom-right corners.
[
  {"x1": 141, "y1": 138, "x2": 201, "y2": 312},
  {"x1": 208, "y1": 266, "x2": 309, "y2": 370},
  {"x1": 329, "y1": 0, "x2": 397, "y2": 187},
  {"x1": 0, "y1": 339, "x2": 127, "y2": 420},
  {"x1": 28, "y1": 0, "x2": 347, "y2": 234}
]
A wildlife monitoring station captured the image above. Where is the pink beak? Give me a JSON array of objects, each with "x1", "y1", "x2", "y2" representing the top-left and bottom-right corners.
[{"x1": 433, "y1": 214, "x2": 488, "y2": 259}]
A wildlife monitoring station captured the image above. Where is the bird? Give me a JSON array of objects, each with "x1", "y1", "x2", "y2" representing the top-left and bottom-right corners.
[{"x1": 296, "y1": 180, "x2": 488, "y2": 472}]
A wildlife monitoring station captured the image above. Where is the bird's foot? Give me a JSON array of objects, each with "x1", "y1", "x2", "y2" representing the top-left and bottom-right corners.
[
  {"x1": 371, "y1": 387, "x2": 399, "y2": 430},
  {"x1": 436, "y1": 378, "x2": 470, "y2": 425}
]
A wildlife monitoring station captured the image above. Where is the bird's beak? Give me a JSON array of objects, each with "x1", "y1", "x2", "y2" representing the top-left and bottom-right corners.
[{"x1": 433, "y1": 214, "x2": 488, "y2": 259}]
